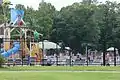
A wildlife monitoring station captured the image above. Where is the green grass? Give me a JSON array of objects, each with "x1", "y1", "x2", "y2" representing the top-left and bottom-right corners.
[
  {"x1": 0, "y1": 66, "x2": 120, "y2": 80},
  {"x1": 0, "y1": 66, "x2": 120, "y2": 71},
  {"x1": 0, "y1": 72, "x2": 119, "y2": 80}
]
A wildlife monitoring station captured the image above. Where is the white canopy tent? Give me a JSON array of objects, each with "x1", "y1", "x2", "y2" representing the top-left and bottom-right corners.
[
  {"x1": 107, "y1": 47, "x2": 118, "y2": 51},
  {"x1": 65, "y1": 47, "x2": 71, "y2": 50},
  {"x1": 39, "y1": 40, "x2": 61, "y2": 49}
]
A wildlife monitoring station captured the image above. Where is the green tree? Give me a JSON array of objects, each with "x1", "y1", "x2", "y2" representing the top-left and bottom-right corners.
[
  {"x1": 0, "y1": 0, "x2": 11, "y2": 24},
  {"x1": 51, "y1": 2, "x2": 99, "y2": 54},
  {"x1": 15, "y1": 4, "x2": 26, "y2": 10},
  {"x1": 36, "y1": 2, "x2": 56, "y2": 39},
  {"x1": 0, "y1": 55, "x2": 5, "y2": 67},
  {"x1": 94, "y1": 1, "x2": 118, "y2": 66}
]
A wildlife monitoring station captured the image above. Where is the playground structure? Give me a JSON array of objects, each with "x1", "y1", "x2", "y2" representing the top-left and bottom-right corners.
[{"x1": 0, "y1": 8, "x2": 43, "y2": 63}]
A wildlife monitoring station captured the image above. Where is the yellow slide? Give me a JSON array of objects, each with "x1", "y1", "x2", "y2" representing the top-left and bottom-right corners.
[
  {"x1": 21, "y1": 41, "x2": 29, "y2": 57},
  {"x1": 31, "y1": 43, "x2": 42, "y2": 61},
  {"x1": 4, "y1": 42, "x2": 10, "y2": 51}
]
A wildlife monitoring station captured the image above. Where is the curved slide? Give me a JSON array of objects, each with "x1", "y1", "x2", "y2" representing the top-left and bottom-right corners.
[
  {"x1": 0, "y1": 48, "x2": 4, "y2": 53},
  {"x1": 1, "y1": 42, "x2": 20, "y2": 58}
]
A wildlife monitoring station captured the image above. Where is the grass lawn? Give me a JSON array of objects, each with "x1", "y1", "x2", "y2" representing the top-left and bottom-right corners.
[
  {"x1": 0, "y1": 66, "x2": 120, "y2": 71},
  {"x1": 0, "y1": 71, "x2": 119, "y2": 80},
  {"x1": 0, "y1": 66, "x2": 120, "y2": 80}
]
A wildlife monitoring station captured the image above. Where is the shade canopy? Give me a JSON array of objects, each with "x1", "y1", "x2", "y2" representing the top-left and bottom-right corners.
[
  {"x1": 65, "y1": 47, "x2": 71, "y2": 50},
  {"x1": 39, "y1": 40, "x2": 61, "y2": 49},
  {"x1": 107, "y1": 47, "x2": 118, "y2": 51}
]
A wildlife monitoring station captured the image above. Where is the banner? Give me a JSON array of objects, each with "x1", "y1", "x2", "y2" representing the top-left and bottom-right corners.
[{"x1": 11, "y1": 8, "x2": 24, "y2": 23}]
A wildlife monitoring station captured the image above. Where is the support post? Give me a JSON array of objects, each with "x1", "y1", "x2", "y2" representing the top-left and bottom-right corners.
[
  {"x1": 114, "y1": 47, "x2": 116, "y2": 66},
  {"x1": 0, "y1": 38, "x2": 2, "y2": 53},
  {"x1": 56, "y1": 43, "x2": 58, "y2": 66},
  {"x1": 69, "y1": 50, "x2": 72, "y2": 66},
  {"x1": 103, "y1": 43, "x2": 106, "y2": 66},
  {"x1": 42, "y1": 39, "x2": 44, "y2": 66},
  {"x1": 86, "y1": 46, "x2": 88, "y2": 66}
]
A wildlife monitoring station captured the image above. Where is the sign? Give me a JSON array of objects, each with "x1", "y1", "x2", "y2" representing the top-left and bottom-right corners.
[{"x1": 11, "y1": 9, "x2": 24, "y2": 23}]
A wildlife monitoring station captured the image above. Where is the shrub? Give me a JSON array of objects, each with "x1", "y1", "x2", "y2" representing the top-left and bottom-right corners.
[{"x1": 0, "y1": 55, "x2": 5, "y2": 67}]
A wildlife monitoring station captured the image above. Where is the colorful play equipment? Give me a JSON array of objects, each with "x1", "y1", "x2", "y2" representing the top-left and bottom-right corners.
[
  {"x1": 34, "y1": 30, "x2": 40, "y2": 41},
  {"x1": 1, "y1": 41, "x2": 20, "y2": 57},
  {"x1": 0, "y1": 6, "x2": 43, "y2": 63},
  {"x1": 30, "y1": 43, "x2": 42, "y2": 61}
]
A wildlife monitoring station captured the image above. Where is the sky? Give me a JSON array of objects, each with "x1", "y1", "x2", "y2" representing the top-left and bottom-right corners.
[{"x1": 10, "y1": 0, "x2": 120, "y2": 10}]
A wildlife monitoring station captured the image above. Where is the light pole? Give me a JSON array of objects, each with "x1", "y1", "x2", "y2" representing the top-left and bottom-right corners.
[{"x1": 82, "y1": 43, "x2": 91, "y2": 66}]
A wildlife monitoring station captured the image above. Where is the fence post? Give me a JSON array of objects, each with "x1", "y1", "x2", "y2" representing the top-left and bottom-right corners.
[{"x1": 56, "y1": 55, "x2": 58, "y2": 66}]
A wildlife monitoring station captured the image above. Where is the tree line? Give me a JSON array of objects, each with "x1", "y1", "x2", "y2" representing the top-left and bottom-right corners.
[{"x1": 1, "y1": 0, "x2": 120, "y2": 63}]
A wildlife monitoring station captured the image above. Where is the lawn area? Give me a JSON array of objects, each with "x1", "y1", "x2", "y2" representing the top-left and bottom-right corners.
[
  {"x1": 0, "y1": 66, "x2": 120, "y2": 80},
  {"x1": 0, "y1": 71, "x2": 119, "y2": 80},
  {"x1": 0, "y1": 66, "x2": 120, "y2": 71}
]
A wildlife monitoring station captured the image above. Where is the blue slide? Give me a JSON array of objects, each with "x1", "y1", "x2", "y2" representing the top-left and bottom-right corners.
[
  {"x1": 0, "y1": 48, "x2": 4, "y2": 53},
  {"x1": 1, "y1": 42, "x2": 20, "y2": 58}
]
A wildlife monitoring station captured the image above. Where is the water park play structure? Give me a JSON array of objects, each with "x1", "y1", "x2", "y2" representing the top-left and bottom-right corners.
[{"x1": 0, "y1": 8, "x2": 43, "y2": 63}]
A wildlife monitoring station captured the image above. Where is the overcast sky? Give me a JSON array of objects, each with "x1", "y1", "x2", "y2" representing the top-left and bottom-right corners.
[{"x1": 10, "y1": 0, "x2": 120, "y2": 10}]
